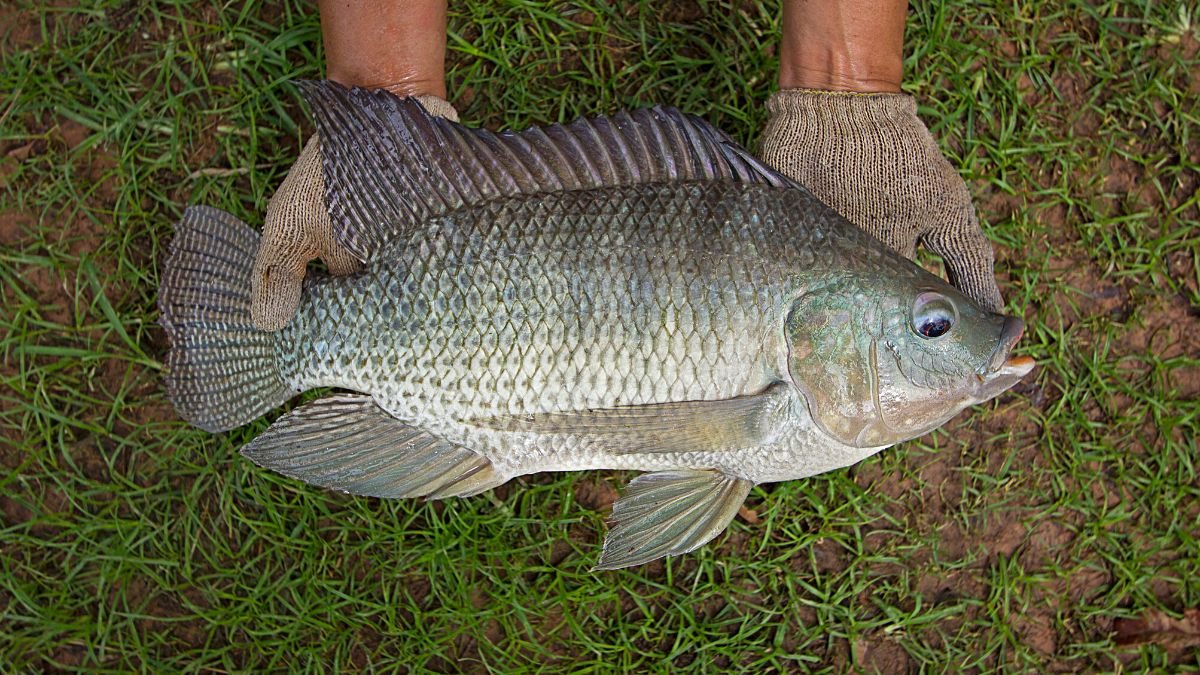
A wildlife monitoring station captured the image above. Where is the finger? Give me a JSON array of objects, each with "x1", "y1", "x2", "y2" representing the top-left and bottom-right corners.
[
  {"x1": 289, "y1": 135, "x2": 363, "y2": 276},
  {"x1": 251, "y1": 258, "x2": 307, "y2": 331},
  {"x1": 317, "y1": 237, "x2": 364, "y2": 277},
  {"x1": 252, "y1": 208, "x2": 313, "y2": 330},
  {"x1": 251, "y1": 138, "x2": 325, "y2": 330},
  {"x1": 414, "y1": 94, "x2": 459, "y2": 123},
  {"x1": 923, "y1": 204, "x2": 1005, "y2": 312}
]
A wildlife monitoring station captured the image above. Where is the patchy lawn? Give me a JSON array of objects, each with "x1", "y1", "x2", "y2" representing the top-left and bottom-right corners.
[{"x1": 1, "y1": 1, "x2": 1197, "y2": 671}]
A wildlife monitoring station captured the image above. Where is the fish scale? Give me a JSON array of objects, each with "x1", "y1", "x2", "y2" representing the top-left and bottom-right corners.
[
  {"x1": 278, "y1": 183, "x2": 801, "y2": 450},
  {"x1": 160, "y1": 82, "x2": 1033, "y2": 569}
]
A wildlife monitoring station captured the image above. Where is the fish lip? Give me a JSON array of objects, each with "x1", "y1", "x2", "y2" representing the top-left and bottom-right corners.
[
  {"x1": 1000, "y1": 354, "x2": 1036, "y2": 373},
  {"x1": 981, "y1": 316, "x2": 1026, "y2": 376},
  {"x1": 972, "y1": 317, "x2": 1035, "y2": 401},
  {"x1": 973, "y1": 353, "x2": 1036, "y2": 401}
]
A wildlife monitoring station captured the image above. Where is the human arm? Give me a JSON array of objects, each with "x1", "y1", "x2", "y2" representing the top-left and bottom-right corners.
[
  {"x1": 251, "y1": 1, "x2": 457, "y2": 330},
  {"x1": 760, "y1": 0, "x2": 1003, "y2": 311}
]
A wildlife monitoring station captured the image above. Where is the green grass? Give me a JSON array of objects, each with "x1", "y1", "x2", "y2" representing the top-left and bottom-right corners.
[{"x1": 1, "y1": 0, "x2": 1198, "y2": 671}]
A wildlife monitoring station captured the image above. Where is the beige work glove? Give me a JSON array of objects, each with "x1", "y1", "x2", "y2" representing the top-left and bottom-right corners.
[
  {"x1": 251, "y1": 95, "x2": 460, "y2": 330},
  {"x1": 758, "y1": 89, "x2": 1003, "y2": 312}
]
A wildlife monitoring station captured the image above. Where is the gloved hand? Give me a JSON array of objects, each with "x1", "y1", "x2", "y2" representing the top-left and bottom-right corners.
[
  {"x1": 251, "y1": 95, "x2": 459, "y2": 330},
  {"x1": 758, "y1": 89, "x2": 1004, "y2": 312}
]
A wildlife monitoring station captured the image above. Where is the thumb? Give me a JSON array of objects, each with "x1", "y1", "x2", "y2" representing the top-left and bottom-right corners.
[
  {"x1": 251, "y1": 253, "x2": 307, "y2": 331},
  {"x1": 252, "y1": 204, "x2": 312, "y2": 330},
  {"x1": 251, "y1": 137, "x2": 325, "y2": 331},
  {"x1": 922, "y1": 203, "x2": 1005, "y2": 313}
]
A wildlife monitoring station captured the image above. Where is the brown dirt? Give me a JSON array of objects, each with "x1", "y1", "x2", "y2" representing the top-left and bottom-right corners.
[
  {"x1": 853, "y1": 635, "x2": 911, "y2": 674},
  {"x1": 0, "y1": 4, "x2": 40, "y2": 57},
  {"x1": 0, "y1": 209, "x2": 31, "y2": 245},
  {"x1": 572, "y1": 477, "x2": 619, "y2": 511}
]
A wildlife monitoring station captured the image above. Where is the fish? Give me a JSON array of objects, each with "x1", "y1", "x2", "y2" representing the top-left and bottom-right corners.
[{"x1": 159, "y1": 81, "x2": 1034, "y2": 570}]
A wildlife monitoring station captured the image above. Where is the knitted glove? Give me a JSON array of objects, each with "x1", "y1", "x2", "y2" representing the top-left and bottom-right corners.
[
  {"x1": 251, "y1": 95, "x2": 459, "y2": 330},
  {"x1": 758, "y1": 89, "x2": 1003, "y2": 312}
]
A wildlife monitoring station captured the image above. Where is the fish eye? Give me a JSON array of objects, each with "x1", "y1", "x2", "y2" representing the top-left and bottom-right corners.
[{"x1": 912, "y1": 292, "x2": 957, "y2": 339}]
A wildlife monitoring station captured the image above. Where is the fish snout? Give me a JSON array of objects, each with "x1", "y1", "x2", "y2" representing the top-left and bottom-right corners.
[
  {"x1": 972, "y1": 316, "x2": 1035, "y2": 403},
  {"x1": 983, "y1": 316, "x2": 1027, "y2": 375}
]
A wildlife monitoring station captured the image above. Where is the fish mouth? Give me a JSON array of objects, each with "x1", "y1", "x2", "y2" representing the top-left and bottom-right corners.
[
  {"x1": 984, "y1": 316, "x2": 1026, "y2": 374},
  {"x1": 975, "y1": 316, "x2": 1036, "y2": 401}
]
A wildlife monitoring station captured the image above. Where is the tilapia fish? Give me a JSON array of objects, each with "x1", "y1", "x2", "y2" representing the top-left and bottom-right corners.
[{"x1": 159, "y1": 81, "x2": 1034, "y2": 570}]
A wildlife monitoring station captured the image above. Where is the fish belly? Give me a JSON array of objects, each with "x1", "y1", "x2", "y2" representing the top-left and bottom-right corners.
[{"x1": 447, "y1": 392, "x2": 888, "y2": 482}]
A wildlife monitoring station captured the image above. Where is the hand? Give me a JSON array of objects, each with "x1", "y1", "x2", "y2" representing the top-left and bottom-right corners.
[
  {"x1": 758, "y1": 89, "x2": 1004, "y2": 313},
  {"x1": 250, "y1": 95, "x2": 459, "y2": 330}
]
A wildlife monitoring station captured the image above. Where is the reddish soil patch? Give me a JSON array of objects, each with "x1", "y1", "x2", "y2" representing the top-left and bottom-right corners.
[
  {"x1": 0, "y1": 209, "x2": 31, "y2": 245},
  {"x1": 853, "y1": 635, "x2": 911, "y2": 674},
  {"x1": 572, "y1": 477, "x2": 619, "y2": 511},
  {"x1": 0, "y1": 5, "x2": 40, "y2": 56}
]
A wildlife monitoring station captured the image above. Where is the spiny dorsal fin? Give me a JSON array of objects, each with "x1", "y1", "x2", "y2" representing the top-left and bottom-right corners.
[{"x1": 298, "y1": 80, "x2": 796, "y2": 263}]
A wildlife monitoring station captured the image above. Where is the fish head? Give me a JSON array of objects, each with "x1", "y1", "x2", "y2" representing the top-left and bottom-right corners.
[{"x1": 785, "y1": 274, "x2": 1035, "y2": 449}]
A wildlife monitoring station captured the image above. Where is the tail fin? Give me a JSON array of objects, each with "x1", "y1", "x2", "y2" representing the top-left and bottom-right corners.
[{"x1": 159, "y1": 206, "x2": 291, "y2": 432}]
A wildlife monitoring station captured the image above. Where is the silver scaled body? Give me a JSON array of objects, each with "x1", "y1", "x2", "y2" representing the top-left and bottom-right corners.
[{"x1": 278, "y1": 183, "x2": 887, "y2": 485}]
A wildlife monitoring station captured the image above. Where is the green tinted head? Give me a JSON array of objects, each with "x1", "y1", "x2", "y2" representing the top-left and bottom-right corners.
[{"x1": 785, "y1": 274, "x2": 1034, "y2": 448}]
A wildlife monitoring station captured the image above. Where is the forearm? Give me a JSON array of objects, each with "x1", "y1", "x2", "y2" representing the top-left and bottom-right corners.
[
  {"x1": 778, "y1": 0, "x2": 908, "y2": 93},
  {"x1": 318, "y1": 0, "x2": 448, "y2": 97}
]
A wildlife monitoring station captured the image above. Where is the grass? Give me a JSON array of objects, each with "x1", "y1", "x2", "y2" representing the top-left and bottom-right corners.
[{"x1": 1, "y1": 0, "x2": 1198, "y2": 671}]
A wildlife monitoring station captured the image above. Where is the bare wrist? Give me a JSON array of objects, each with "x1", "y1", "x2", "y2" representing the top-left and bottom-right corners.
[
  {"x1": 778, "y1": 0, "x2": 907, "y2": 93},
  {"x1": 319, "y1": 0, "x2": 448, "y2": 99}
]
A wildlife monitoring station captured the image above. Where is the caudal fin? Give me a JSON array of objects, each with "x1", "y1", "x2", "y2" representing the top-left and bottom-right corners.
[{"x1": 159, "y1": 206, "x2": 291, "y2": 432}]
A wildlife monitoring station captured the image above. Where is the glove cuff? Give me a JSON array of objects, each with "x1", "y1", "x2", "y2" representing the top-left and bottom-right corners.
[{"x1": 765, "y1": 88, "x2": 917, "y2": 128}]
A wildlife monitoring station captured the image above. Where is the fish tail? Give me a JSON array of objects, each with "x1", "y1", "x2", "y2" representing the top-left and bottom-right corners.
[{"x1": 158, "y1": 206, "x2": 291, "y2": 432}]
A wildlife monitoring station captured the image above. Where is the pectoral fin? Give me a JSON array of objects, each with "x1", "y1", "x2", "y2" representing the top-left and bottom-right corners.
[
  {"x1": 242, "y1": 394, "x2": 505, "y2": 499},
  {"x1": 475, "y1": 382, "x2": 792, "y2": 456},
  {"x1": 594, "y1": 469, "x2": 753, "y2": 571}
]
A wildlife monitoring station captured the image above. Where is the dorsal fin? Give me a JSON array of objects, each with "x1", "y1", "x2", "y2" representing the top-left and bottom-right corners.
[{"x1": 297, "y1": 80, "x2": 796, "y2": 263}]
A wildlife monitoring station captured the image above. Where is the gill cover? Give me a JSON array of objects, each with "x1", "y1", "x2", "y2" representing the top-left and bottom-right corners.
[{"x1": 785, "y1": 288, "x2": 885, "y2": 448}]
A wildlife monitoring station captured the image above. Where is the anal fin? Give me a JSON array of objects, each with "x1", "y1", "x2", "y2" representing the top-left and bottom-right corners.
[
  {"x1": 242, "y1": 394, "x2": 505, "y2": 499},
  {"x1": 594, "y1": 469, "x2": 753, "y2": 571}
]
